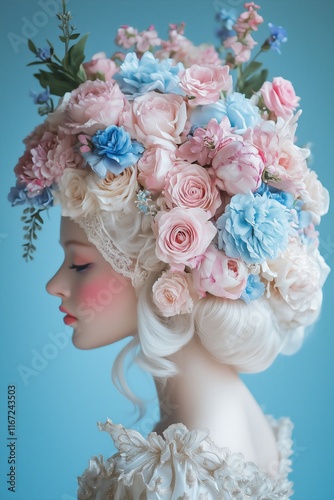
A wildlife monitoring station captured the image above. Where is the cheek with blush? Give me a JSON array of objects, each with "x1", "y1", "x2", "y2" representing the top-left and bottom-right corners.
[{"x1": 77, "y1": 275, "x2": 127, "y2": 315}]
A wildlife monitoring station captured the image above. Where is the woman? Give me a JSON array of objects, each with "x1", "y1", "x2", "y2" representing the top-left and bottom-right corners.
[{"x1": 8, "y1": 2, "x2": 330, "y2": 498}]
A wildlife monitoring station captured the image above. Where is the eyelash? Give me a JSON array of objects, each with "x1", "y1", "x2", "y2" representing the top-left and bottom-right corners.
[{"x1": 69, "y1": 263, "x2": 91, "y2": 273}]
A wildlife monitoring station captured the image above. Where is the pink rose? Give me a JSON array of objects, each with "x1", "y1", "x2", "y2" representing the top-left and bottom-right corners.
[
  {"x1": 260, "y1": 77, "x2": 300, "y2": 119},
  {"x1": 179, "y1": 64, "x2": 232, "y2": 107},
  {"x1": 63, "y1": 80, "x2": 127, "y2": 135},
  {"x1": 137, "y1": 146, "x2": 176, "y2": 194},
  {"x1": 163, "y1": 160, "x2": 222, "y2": 216},
  {"x1": 210, "y1": 138, "x2": 264, "y2": 195},
  {"x1": 152, "y1": 207, "x2": 217, "y2": 271},
  {"x1": 122, "y1": 91, "x2": 187, "y2": 150},
  {"x1": 83, "y1": 52, "x2": 118, "y2": 81},
  {"x1": 192, "y1": 244, "x2": 248, "y2": 299},
  {"x1": 152, "y1": 270, "x2": 194, "y2": 317}
]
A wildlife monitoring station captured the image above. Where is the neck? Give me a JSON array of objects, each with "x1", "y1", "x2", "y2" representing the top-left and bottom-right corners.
[{"x1": 152, "y1": 335, "x2": 279, "y2": 474}]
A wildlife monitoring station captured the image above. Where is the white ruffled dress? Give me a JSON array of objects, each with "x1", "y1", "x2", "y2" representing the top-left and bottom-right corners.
[{"x1": 77, "y1": 416, "x2": 294, "y2": 499}]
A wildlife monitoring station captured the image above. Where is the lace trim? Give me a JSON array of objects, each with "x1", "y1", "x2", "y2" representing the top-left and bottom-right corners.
[
  {"x1": 73, "y1": 212, "x2": 149, "y2": 288},
  {"x1": 77, "y1": 416, "x2": 294, "y2": 499}
]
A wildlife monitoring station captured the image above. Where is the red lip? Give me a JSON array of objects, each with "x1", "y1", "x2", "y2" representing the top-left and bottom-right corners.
[{"x1": 59, "y1": 305, "x2": 77, "y2": 325}]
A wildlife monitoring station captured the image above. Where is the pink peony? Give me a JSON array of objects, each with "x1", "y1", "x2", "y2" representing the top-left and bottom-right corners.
[
  {"x1": 63, "y1": 80, "x2": 128, "y2": 135},
  {"x1": 152, "y1": 270, "x2": 194, "y2": 317},
  {"x1": 179, "y1": 64, "x2": 232, "y2": 107},
  {"x1": 152, "y1": 207, "x2": 217, "y2": 271},
  {"x1": 192, "y1": 244, "x2": 248, "y2": 299},
  {"x1": 210, "y1": 138, "x2": 264, "y2": 195},
  {"x1": 245, "y1": 116, "x2": 308, "y2": 196},
  {"x1": 122, "y1": 91, "x2": 187, "y2": 150},
  {"x1": 260, "y1": 77, "x2": 300, "y2": 119},
  {"x1": 137, "y1": 146, "x2": 176, "y2": 194},
  {"x1": 163, "y1": 160, "x2": 222, "y2": 216},
  {"x1": 83, "y1": 52, "x2": 118, "y2": 81},
  {"x1": 224, "y1": 34, "x2": 257, "y2": 64},
  {"x1": 177, "y1": 118, "x2": 232, "y2": 166}
]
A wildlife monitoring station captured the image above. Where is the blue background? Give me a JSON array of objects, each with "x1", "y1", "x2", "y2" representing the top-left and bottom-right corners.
[{"x1": 0, "y1": 0, "x2": 333, "y2": 498}]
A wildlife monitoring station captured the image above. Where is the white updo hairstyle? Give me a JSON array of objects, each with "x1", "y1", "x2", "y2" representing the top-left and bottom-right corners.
[{"x1": 75, "y1": 189, "x2": 318, "y2": 406}]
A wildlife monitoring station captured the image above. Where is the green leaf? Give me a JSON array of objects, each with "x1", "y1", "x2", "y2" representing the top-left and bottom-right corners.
[
  {"x1": 69, "y1": 33, "x2": 80, "y2": 40},
  {"x1": 59, "y1": 35, "x2": 67, "y2": 43},
  {"x1": 64, "y1": 33, "x2": 89, "y2": 74},
  {"x1": 27, "y1": 61, "x2": 49, "y2": 67},
  {"x1": 241, "y1": 61, "x2": 262, "y2": 80},
  {"x1": 28, "y1": 38, "x2": 37, "y2": 55},
  {"x1": 242, "y1": 69, "x2": 269, "y2": 98},
  {"x1": 35, "y1": 212, "x2": 44, "y2": 224}
]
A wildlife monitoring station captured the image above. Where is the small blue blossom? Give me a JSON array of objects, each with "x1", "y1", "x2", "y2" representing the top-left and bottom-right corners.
[
  {"x1": 267, "y1": 23, "x2": 287, "y2": 54},
  {"x1": 82, "y1": 125, "x2": 144, "y2": 178},
  {"x1": 225, "y1": 93, "x2": 261, "y2": 134},
  {"x1": 113, "y1": 51, "x2": 184, "y2": 96},
  {"x1": 30, "y1": 86, "x2": 50, "y2": 104},
  {"x1": 240, "y1": 274, "x2": 265, "y2": 304},
  {"x1": 217, "y1": 192, "x2": 291, "y2": 264},
  {"x1": 135, "y1": 189, "x2": 157, "y2": 215},
  {"x1": 8, "y1": 182, "x2": 53, "y2": 208},
  {"x1": 216, "y1": 8, "x2": 237, "y2": 43},
  {"x1": 36, "y1": 47, "x2": 52, "y2": 61}
]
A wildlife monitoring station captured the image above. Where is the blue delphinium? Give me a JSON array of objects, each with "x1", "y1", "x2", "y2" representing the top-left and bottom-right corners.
[
  {"x1": 267, "y1": 23, "x2": 287, "y2": 54},
  {"x1": 30, "y1": 86, "x2": 50, "y2": 104},
  {"x1": 216, "y1": 8, "x2": 237, "y2": 43},
  {"x1": 225, "y1": 93, "x2": 261, "y2": 134},
  {"x1": 240, "y1": 274, "x2": 265, "y2": 304},
  {"x1": 217, "y1": 192, "x2": 291, "y2": 264},
  {"x1": 8, "y1": 182, "x2": 53, "y2": 208},
  {"x1": 82, "y1": 125, "x2": 144, "y2": 178},
  {"x1": 113, "y1": 51, "x2": 184, "y2": 97}
]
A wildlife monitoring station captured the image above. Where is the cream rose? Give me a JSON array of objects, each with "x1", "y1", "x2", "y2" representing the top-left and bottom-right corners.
[
  {"x1": 57, "y1": 168, "x2": 96, "y2": 217},
  {"x1": 266, "y1": 238, "x2": 330, "y2": 328},
  {"x1": 86, "y1": 166, "x2": 139, "y2": 212},
  {"x1": 301, "y1": 168, "x2": 330, "y2": 225},
  {"x1": 152, "y1": 270, "x2": 194, "y2": 317}
]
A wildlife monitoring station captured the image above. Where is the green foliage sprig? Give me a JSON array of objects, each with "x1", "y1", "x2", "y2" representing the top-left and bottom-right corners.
[
  {"x1": 27, "y1": 0, "x2": 88, "y2": 96},
  {"x1": 21, "y1": 208, "x2": 46, "y2": 261}
]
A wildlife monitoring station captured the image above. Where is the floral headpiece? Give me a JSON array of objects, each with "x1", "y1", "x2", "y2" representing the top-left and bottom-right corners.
[{"x1": 9, "y1": 1, "x2": 329, "y2": 326}]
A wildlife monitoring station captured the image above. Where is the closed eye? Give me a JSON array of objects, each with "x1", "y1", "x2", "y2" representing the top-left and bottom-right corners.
[{"x1": 69, "y1": 263, "x2": 91, "y2": 273}]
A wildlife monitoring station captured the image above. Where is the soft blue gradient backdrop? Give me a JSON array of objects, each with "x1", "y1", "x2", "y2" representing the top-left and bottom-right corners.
[{"x1": 0, "y1": 1, "x2": 333, "y2": 498}]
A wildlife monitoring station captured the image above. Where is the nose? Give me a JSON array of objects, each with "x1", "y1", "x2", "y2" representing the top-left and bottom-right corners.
[{"x1": 46, "y1": 263, "x2": 70, "y2": 298}]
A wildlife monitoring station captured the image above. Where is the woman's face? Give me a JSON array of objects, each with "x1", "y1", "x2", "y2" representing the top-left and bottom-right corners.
[{"x1": 46, "y1": 216, "x2": 138, "y2": 349}]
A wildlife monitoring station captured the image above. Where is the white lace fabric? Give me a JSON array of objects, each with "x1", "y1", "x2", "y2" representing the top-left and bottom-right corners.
[
  {"x1": 77, "y1": 416, "x2": 294, "y2": 499},
  {"x1": 73, "y1": 212, "x2": 149, "y2": 288}
]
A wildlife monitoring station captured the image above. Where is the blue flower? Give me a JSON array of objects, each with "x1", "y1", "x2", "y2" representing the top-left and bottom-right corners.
[
  {"x1": 113, "y1": 51, "x2": 184, "y2": 96},
  {"x1": 189, "y1": 99, "x2": 227, "y2": 128},
  {"x1": 240, "y1": 274, "x2": 265, "y2": 304},
  {"x1": 30, "y1": 86, "x2": 50, "y2": 104},
  {"x1": 82, "y1": 125, "x2": 144, "y2": 178},
  {"x1": 267, "y1": 23, "x2": 287, "y2": 54},
  {"x1": 225, "y1": 93, "x2": 261, "y2": 134},
  {"x1": 36, "y1": 47, "x2": 52, "y2": 61},
  {"x1": 215, "y1": 8, "x2": 237, "y2": 43},
  {"x1": 255, "y1": 183, "x2": 294, "y2": 209},
  {"x1": 8, "y1": 182, "x2": 53, "y2": 208},
  {"x1": 217, "y1": 192, "x2": 291, "y2": 264}
]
